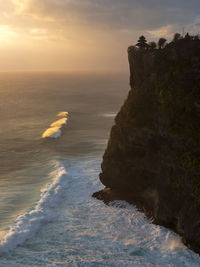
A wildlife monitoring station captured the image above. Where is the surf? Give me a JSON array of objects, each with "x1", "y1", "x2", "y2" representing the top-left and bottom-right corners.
[
  {"x1": 41, "y1": 111, "x2": 68, "y2": 139},
  {"x1": 0, "y1": 163, "x2": 68, "y2": 254}
]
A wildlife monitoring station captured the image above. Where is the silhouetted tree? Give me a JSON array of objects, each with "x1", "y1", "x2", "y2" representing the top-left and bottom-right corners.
[
  {"x1": 185, "y1": 33, "x2": 191, "y2": 40},
  {"x1": 173, "y1": 33, "x2": 182, "y2": 42},
  {"x1": 194, "y1": 35, "x2": 200, "y2": 40},
  {"x1": 158, "y1": 38, "x2": 167, "y2": 49},
  {"x1": 127, "y1": 46, "x2": 137, "y2": 54},
  {"x1": 136, "y1": 35, "x2": 148, "y2": 49},
  {"x1": 148, "y1": 41, "x2": 157, "y2": 50}
]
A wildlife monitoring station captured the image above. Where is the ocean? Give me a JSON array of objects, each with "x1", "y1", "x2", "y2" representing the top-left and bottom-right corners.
[{"x1": 0, "y1": 72, "x2": 200, "y2": 266}]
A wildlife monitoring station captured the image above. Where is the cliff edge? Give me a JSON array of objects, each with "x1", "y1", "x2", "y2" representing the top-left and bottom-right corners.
[{"x1": 93, "y1": 37, "x2": 200, "y2": 253}]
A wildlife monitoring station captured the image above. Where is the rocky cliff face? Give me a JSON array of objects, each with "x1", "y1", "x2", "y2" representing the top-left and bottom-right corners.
[{"x1": 93, "y1": 38, "x2": 200, "y2": 253}]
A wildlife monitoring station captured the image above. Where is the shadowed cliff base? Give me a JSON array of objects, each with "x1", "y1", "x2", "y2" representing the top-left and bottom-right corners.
[{"x1": 93, "y1": 34, "x2": 200, "y2": 254}]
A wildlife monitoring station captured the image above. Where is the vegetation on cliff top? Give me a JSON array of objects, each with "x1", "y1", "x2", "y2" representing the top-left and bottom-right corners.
[{"x1": 132, "y1": 32, "x2": 200, "y2": 51}]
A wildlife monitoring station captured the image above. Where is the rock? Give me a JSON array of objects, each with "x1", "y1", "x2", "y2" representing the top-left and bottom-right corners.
[{"x1": 93, "y1": 37, "x2": 200, "y2": 254}]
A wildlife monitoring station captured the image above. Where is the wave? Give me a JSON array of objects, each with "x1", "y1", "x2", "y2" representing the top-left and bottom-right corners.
[
  {"x1": 50, "y1": 117, "x2": 67, "y2": 128},
  {"x1": 57, "y1": 111, "x2": 68, "y2": 117},
  {"x1": 0, "y1": 158, "x2": 199, "y2": 266},
  {"x1": 101, "y1": 112, "x2": 117, "y2": 118},
  {"x1": 42, "y1": 126, "x2": 61, "y2": 138},
  {"x1": 41, "y1": 111, "x2": 68, "y2": 139},
  {"x1": 0, "y1": 165, "x2": 68, "y2": 254}
]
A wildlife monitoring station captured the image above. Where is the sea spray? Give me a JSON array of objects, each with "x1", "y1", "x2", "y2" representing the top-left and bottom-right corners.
[{"x1": 0, "y1": 165, "x2": 68, "y2": 254}]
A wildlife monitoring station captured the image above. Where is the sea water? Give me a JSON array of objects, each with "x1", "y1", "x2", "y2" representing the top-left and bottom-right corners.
[{"x1": 0, "y1": 72, "x2": 200, "y2": 266}]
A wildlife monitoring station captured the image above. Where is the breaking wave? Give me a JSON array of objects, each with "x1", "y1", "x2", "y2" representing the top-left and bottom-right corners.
[
  {"x1": 41, "y1": 111, "x2": 68, "y2": 139},
  {"x1": 0, "y1": 164, "x2": 68, "y2": 254},
  {"x1": 50, "y1": 117, "x2": 67, "y2": 128},
  {"x1": 57, "y1": 111, "x2": 68, "y2": 117},
  {"x1": 0, "y1": 158, "x2": 200, "y2": 266}
]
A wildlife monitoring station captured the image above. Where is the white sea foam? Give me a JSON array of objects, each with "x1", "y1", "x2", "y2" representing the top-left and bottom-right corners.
[
  {"x1": 41, "y1": 112, "x2": 68, "y2": 139},
  {"x1": 0, "y1": 159, "x2": 200, "y2": 266},
  {"x1": 0, "y1": 166, "x2": 68, "y2": 254},
  {"x1": 101, "y1": 112, "x2": 117, "y2": 118}
]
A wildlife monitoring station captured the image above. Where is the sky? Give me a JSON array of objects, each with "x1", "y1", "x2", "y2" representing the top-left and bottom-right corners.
[{"x1": 0, "y1": 0, "x2": 199, "y2": 72}]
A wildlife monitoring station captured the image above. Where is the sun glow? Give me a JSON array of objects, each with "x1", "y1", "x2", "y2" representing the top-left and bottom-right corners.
[
  {"x1": 0, "y1": 0, "x2": 197, "y2": 72},
  {"x1": 0, "y1": 25, "x2": 18, "y2": 43},
  {"x1": 12, "y1": 0, "x2": 27, "y2": 13}
]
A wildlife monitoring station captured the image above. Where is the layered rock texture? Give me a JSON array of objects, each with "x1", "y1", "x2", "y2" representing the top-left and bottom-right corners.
[{"x1": 93, "y1": 38, "x2": 200, "y2": 253}]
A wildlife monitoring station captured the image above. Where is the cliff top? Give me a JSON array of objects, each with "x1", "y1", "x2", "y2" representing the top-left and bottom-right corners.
[{"x1": 128, "y1": 33, "x2": 200, "y2": 55}]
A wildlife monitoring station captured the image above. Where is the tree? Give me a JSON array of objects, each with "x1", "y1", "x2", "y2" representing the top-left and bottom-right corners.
[
  {"x1": 148, "y1": 41, "x2": 157, "y2": 50},
  {"x1": 194, "y1": 35, "x2": 200, "y2": 40},
  {"x1": 158, "y1": 38, "x2": 167, "y2": 49},
  {"x1": 185, "y1": 33, "x2": 191, "y2": 40},
  {"x1": 173, "y1": 33, "x2": 182, "y2": 42},
  {"x1": 136, "y1": 35, "x2": 148, "y2": 49},
  {"x1": 127, "y1": 46, "x2": 136, "y2": 53}
]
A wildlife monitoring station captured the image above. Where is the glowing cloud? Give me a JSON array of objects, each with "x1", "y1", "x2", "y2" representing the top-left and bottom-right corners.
[
  {"x1": 0, "y1": 0, "x2": 199, "y2": 71},
  {"x1": 0, "y1": 25, "x2": 18, "y2": 43},
  {"x1": 148, "y1": 25, "x2": 174, "y2": 38}
]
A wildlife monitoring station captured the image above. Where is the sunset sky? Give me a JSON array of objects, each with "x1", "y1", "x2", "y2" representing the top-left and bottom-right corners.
[{"x1": 0, "y1": 0, "x2": 200, "y2": 72}]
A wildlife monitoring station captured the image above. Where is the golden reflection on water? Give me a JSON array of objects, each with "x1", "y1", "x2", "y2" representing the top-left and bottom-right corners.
[
  {"x1": 42, "y1": 127, "x2": 61, "y2": 138},
  {"x1": 57, "y1": 112, "x2": 68, "y2": 117},
  {"x1": 41, "y1": 111, "x2": 68, "y2": 139},
  {"x1": 50, "y1": 117, "x2": 67, "y2": 127}
]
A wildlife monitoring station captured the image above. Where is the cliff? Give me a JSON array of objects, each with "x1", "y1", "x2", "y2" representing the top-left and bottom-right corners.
[{"x1": 93, "y1": 38, "x2": 200, "y2": 253}]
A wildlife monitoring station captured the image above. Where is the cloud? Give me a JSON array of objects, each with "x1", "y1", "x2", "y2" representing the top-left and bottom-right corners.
[
  {"x1": 0, "y1": 0, "x2": 199, "y2": 71},
  {"x1": 11, "y1": 0, "x2": 200, "y2": 33},
  {"x1": 12, "y1": 0, "x2": 57, "y2": 21},
  {"x1": 0, "y1": 25, "x2": 19, "y2": 43},
  {"x1": 30, "y1": 28, "x2": 47, "y2": 35},
  {"x1": 147, "y1": 25, "x2": 175, "y2": 38}
]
